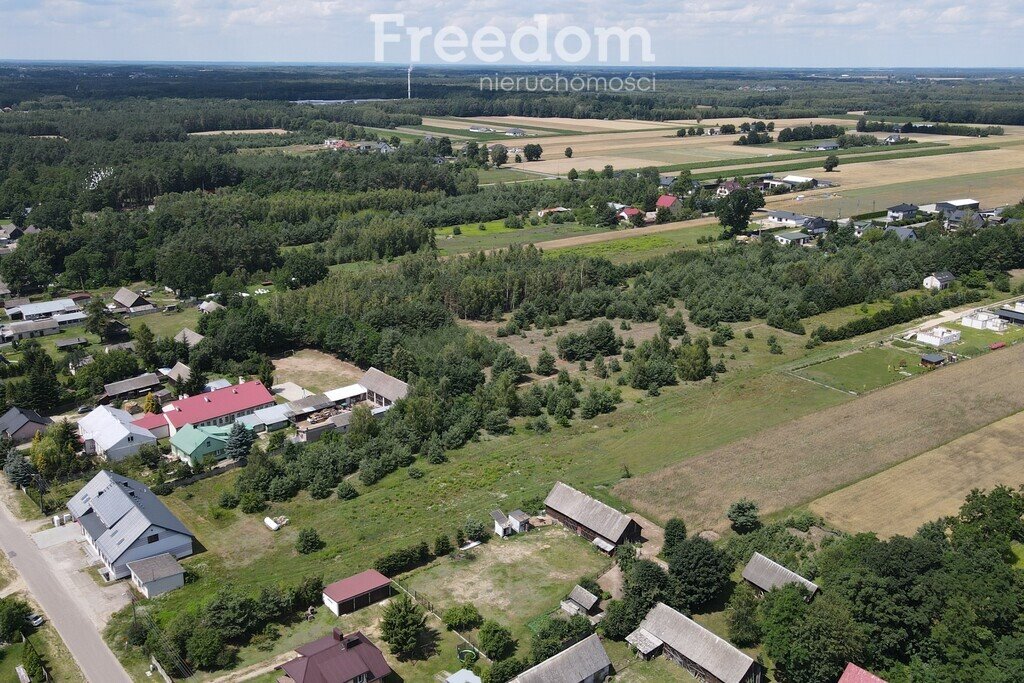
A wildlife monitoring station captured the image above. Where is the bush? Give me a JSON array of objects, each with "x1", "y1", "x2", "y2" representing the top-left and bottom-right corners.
[
  {"x1": 239, "y1": 491, "x2": 267, "y2": 513},
  {"x1": 728, "y1": 498, "x2": 761, "y2": 534},
  {"x1": 485, "y1": 657, "x2": 526, "y2": 683},
  {"x1": 22, "y1": 642, "x2": 45, "y2": 681},
  {"x1": 442, "y1": 603, "x2": 483, "y2": 631},
  {"x1": 434, "y1": 534, "x2": 454, "y2": 557},
  {"x1": 296, "y1": 528, "x2": 325, "y2": 554},
  {"x1": 336, "y1": 480, "x2": 358, "y2": 500},
  {"x1": 218, "y1": 491, "x2": 239, "y2": 509},
  {"x1": 478, "y1": 620, "x2": 516, "y2": 660},
  {"x1": 375, "y1": 542, "x2": 432, "y2": 576},
  {"x1": 186, "y1": 627, "x2": 227, "y2": 670}
]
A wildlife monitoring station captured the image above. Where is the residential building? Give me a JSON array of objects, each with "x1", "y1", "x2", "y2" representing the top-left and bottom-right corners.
[
  {"x1": 561, "y1": 585, "x2": 600, "y2": 617},
  {"x1": 923, "y1": 271, "x2": 955, "y2": 291},
  {"x1": 884, "y1": 225, "x2": 917, "y2": 241},
  {"x1": 322, "y1": 570, "x2": 393, "y2": 616},
  {"x1": 544, "y1": 482, "x2": 642, "y2": 553},
  {"x1": 4, "y1": 298, "x2": 79, "y2": 321},
  {"x1": 198, "y1": 300, "x2": 225, "y2": 314},
  {"x1": 173, "y1": 327, "x2": 205, "y2": 349},
  {"x1": 774, "y1": 231, "x2": 812, "y2": 246},
  {"x1": 716, "y1": 180, "x2": 742, "y2": 198},
  {"x1": 916, "y1": 326, "x2": 961, "y2": 347},
  {"x1": 804, "y1": 140, "x2": 839, "y2": 151},
  {"x1": 68, "y1": 471, "x2": 195, "y2": 580},
  {"x1": 505, "y1": 128, "x2": 526, "y2": 137},
  {"x1": 127, "y1": 553, "x2": 185, "y2": 598},
  {"x1": 655, "y1": 194, "x2": 682, "y2": 214},
  {"x1": 110, "y1": 287, "x2": 155, "y2": 316},
  {"x1": 617, "y1": 206, "x2": 643, "y2": 223},
  {"x1": 131, "y1": 412, "x2": 171, "y2": 440},
  {"x1": 741, "y1": 552, "x2": 819, "y2": 598},
  {"x1": 838, "y1": 663, "x2": 888, "y2": 683},
  {"x1": 754, "y1": 210, "x2": 814, "y2": 229},
  {"x1": 0, "y1": 407, "x2": 51, "y2": 443},
  {"x1": 152, "y1": 380, "x2": 275, "y2": 435},
  {"x1": 510, "y1": 634, "x2": 611, "y2": 683},
  {"x1": 162, "y1": 361, "x2": 191, "y2": 385},
  {"x1": 961, "y1": 311, "x2": 1008, "y2": 332},
  {"x1": 278, "y1": 629, "x2": 392, "y2": 683},
  {"x1": 102, "y1": 372, "x2": 164, "y2": 402},
  {"x1": 626, "y1": 603, "x2": 763, "y2": 683},
  {"x1": 79, "y1": 405, "x2": 157, "y2": 461},
  {"x1": 886, "y1": 204, "x2": 919, "y2": 221},
  {"x1": 53, "y1": 310, "x2": 88, "y2": 327},
  {"x1": 170, "y1": 423, "x2": 234, "y2": 465},
  {"x1": 780, "y1": 174, "x2": 818, "y2": 187}
]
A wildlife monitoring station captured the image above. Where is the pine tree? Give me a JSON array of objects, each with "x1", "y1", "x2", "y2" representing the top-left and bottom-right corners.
[
  {"x1": 224, "y1": 422, "x2": 255, "y2": 461},
  {"x1": 380, "y1": 595, "x2": 425, "y2": 659}
]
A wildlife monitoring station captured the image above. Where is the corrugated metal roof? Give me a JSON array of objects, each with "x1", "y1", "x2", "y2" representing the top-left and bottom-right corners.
[
  {"x1": 839, "y1": 663, "x2": 888, "y2": 683},
  {"x1": 741, "y1": 552, "x2": 819, "y2": 595},
  {"x1": 104, "y1": 373, "x2": 163, "y2": 397},
  {"x1": 127, "y1": 553, "x2": 184, "y2": 583},
  {"x1": 544, "y1": 482, "x2": 633, "y2": 543},
  {"x1": 511, "y1": 634, "x2": 610, "y2": 683},
  {"x1": 633, "y1": 603, "x2": 756, "y2": 683}
]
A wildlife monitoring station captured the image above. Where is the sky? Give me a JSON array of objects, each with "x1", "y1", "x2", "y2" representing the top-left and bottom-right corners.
[{"x1": 1, "y1": 0, "x2": 1022, "y2": 67}]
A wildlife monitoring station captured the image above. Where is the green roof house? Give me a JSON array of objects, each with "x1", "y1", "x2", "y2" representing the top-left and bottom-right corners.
[{"x1": 170, "y1": 424, "x2": 234, "y2": 465}]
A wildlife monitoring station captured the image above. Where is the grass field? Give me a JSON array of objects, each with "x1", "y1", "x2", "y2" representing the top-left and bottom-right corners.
[
  {"x1": 616, "y1": 340, "x2": 1024, "y2": 531},
  {"x1": 0, "y1": 622, "x2": 85, "y2": 683},
  {"x1": 476, "y1": 168, "x2": 541, "y2": 184},
  {"x1": 436, "y1": 222, "x2": 609, "y2": 256},
  {"x1": 401, "y1": 526, "x2": 611, "y2": 646},
  {"x1": 547, "y1": 226, "x2": 721, "y2": 263},
  {"x1": 272, "y1": 348, "x2": 363, "y2": 393},
  {"x1": 793, "y1": 346, "x2": 926, "y2": 394},
  {"x1": 811, "y1": 409, "x2": 1024, "y2": 537}
]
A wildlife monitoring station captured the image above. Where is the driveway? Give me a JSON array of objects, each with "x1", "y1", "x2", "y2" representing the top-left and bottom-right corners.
[{"x1": 0, "y1": 497, "x2": 133, "y2": 683}]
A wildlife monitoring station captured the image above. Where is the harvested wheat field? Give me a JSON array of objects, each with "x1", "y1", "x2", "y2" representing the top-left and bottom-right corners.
[
  {"x1": 272, "y1": 348, "x2": 363, "y2": 393},
  {"x1": 188, "y1": 128, "x2": 288, "y2": 136},
  {"x1": 810, "y1": 410, "x2": 1024, "y2": 538},
  {"x1": 464, "y1": 116, "x2": 678, "y2": 133},
  {"x1": 615, "y1": 342, "x2": 1024, "y2": 532}
]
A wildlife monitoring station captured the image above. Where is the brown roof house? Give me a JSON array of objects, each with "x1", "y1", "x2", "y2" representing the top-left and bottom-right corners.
[
  {"x1": 111, "y1": 287, "x2": 155, "y2": 316},
  {"x1": 278, "y1": 628, "x2": 392, "y2": 683},
  {"x1": 741, "y1": 552, "x2": 819, "y2": 599},
  {"x1": 544, "y1": 482, "x2": 641, "y2": 553},
  {"x1": 626, "y1": 603, "x2": 763, "y2": 683}
]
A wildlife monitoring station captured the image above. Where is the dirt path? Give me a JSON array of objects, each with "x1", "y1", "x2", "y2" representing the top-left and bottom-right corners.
[
  {"x1": 207, "y1": 651, "x2": 296, "y2": 682},
  {"x1": 616, "y1": 340, "x2": 1024, "y2": 532}
]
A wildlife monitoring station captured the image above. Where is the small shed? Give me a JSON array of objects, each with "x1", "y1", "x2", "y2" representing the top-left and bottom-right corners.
[
  {"x1": 55, "y1": 336, "x2": 89, "y2": 350},
  {"x1": 561, "y1": 584, "x2": 600, "y2": 616},
  {"x1": 127, "y1": 553, "x2": 185, "y2": 598},
  {"x1": 509, "y1": 509, "x2": 531, "y2": 534},
  {"x1": 491, "y1": 509, "x2": 511, "y2": 537},
  {"x1": 446, "y1": 670, "x2": 482, "y2": 683},
  {"x1": 322, "y1": 569, "x2": 393, "y2": 616},
  {"x1": 920, "y1": 353, "x2": 945, "y2": 368}
]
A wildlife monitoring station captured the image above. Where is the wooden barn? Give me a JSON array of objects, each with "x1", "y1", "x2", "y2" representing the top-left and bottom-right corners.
[
  {"x1": 544, "y1": 482, "x2": 641, "y2": 553},
  {"x1": 741, "y1": 552, "x2": 819, "y2": 599}
]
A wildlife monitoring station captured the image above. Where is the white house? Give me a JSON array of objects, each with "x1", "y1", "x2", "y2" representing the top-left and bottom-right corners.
[
  {"x1": 127, "y1": 553, "x2": 185, "y2": 598},
  {"x1": 960, "y1": 311, "x2": 1008, "y2": 332},
  {"x1": 775, "y1": 231, "x2": 811, "y2": 246},
  {"x1": 67, "y1": 471, "x2": 195, "y2": 580},
  {"x1": 923, "y1": 271, "x2": 955, "y2": 291},
  {"x1": 916, "y1": 326, "x2": 961, "y2": 347},
  {"x1": 78, "y1": 406, "x2": 158, "y2": 461}
]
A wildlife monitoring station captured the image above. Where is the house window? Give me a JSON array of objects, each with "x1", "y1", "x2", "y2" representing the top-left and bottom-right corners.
[{"x1": 147, "y1": 533, "x2": 159, "y2": 544}]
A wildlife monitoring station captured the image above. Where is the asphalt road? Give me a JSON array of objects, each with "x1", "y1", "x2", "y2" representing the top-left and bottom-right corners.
[{"x1": 0, "y1": 502, "x2": 133, "y2": 683}]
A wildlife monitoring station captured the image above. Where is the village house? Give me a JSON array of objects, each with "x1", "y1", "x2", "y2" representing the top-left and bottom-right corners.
[
  {"x1": 237, "y1": 403, "x2": 292, "y2": 433},
  {"x1": 173, "y1": 327, "x2": 205, "y2": 349},
  {"x1": 741, "y1": 552, "x2": 819, "y2": 599},
  {"x1": 277, "y1": 628, "x2": 393, "y2": 683},
  {"x1": 655, "y1": 194, "x2": 683, "y2": 214},
  {"x1": 197, "y1": 300, "x2": 225, "y2": 314},
  {"x1": 803, "y1": 140, "x2": 839, "y2": 151},
  {"x1": 510, "y1": 633, "x2": 611, "y2": 683},
  {"x1": 138, "y1": 380, "x2": 275, "y2": 436},
  {"x1": 0, "y1": 407, "x2": 51, "y2": 443},
  {"x1": 1, "y1": 318, "x2": 60, "y2": 342},
  {"x1": 884, "y1": 225, "x2": 918, "y2": 241},
  {"x1": 505, "y1": 128, "x2": 526, "y2": 137},
  {"x1": 127, "y1": 553, "x2": 185, "y2": 598},
  {"x1": 102, "y1": 372, "x2": 164, "y2": 403},
  {"x1": 627, "y1": 603, "x2": 763, "y2": 683},
  {"x1": 358, "y1": 367, "x2": 409, "y2": 408},
  {"x1": 774, "y1": 231, "x2": 812, "y2": 247},
  {"x1": 617, "y1": 206, "x2": 643, "y2": 223},
  {"x1": 886, "y1": 203, "x2": 919, "y2": 221},
  {"x1": 161, "y1": 361, "x2": 192, "y2": 385},
  {"x1": 170, "y1": 423, "x2": 234, "y2": 465},
  {"x1": 754, "y1": 210, "x2": 814, "y2": 229},
  {"x1": 68, "y1": 471, "x2": 195, "y2": 580},
  {"x1": 110, "y1": 287, "x2": 155, "y2": 316},
  {"x1": 838, "y1": 663, "x2": 888, "y2": 683},
  {"x1": 922, "y1": 271, "x2": 955, "y2": 291},
  {"x1": 916, "y1": 326, "x2": 961, "y2": 347},
  {"x1": 544, "y1": 482, "x2": 642, "y2": 553},
  {"x1": 79, "y1": 405, "x2": 157, "y2": 461},
  {"x1": 716, "y1": 180, "x2": 742, "y2": 198},
  {"x1": 322, "y1": 569, "x2": 393, "y2": 616}
]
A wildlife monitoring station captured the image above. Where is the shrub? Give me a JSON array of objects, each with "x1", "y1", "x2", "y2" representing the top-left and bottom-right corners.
[
  {"x1": 443, "y1": 603, "x2": 483, "y2": 631},
  {"x1": 434, "y1": 534, "x2": 454, "y2": 557},
  {"x1": 478, "y1": 620, "x2": 516, "y2": 660},
  {"x1": 296, "y1": 528, "x2": 325, "y2": 554},
  {"x1": 218, "y1": 491, "x2": 239, "y2": 509},
  {"x1": 381, "y1": 595, "x2": 426, "y2": 659},
  {"x1": 336, "y1": 480, "x2": 358, "y2": 500},
  {"x1": 728, "y1": 498, "x2": 761, "y2": 534},
  {"x1": 375, "y1": 542, "x2": 432, "y2": 576},
  {"x1": 239, "y1": 491, "x2": 267, "y2": 513}
]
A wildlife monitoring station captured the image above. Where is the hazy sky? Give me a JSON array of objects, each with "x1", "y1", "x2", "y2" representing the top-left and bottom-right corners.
[{"x1": 1, "y1": 0, "x2": 1022, "y2": 67}]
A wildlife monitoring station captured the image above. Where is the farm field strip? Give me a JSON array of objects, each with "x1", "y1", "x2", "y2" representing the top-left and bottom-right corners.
[
  {"x1": 615, "y1": 340, "x2": 1024, "y2": 532},
  {"x1": 810, "y1": 409, "x2": 1024, "y2": 537}
]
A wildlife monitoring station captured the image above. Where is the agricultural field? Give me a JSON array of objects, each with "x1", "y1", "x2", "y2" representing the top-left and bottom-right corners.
[
  {"x1": 792, "y1": 346, "x2": 926, "y2": 394},
  {"x1": 616, "y1": 340, "x2": 1024, "y2": 531},
  {"x1": 188, "y1": 128, "x2": 289, "y2": 136},
  {"x1": 475, "y1": 168, "x2": 541, "y2": 184},
  {"x1": 811, "y1": 409, "x2": 1024, "y2": 537},
  {"x1": 436, "y1": 221, "x2": 608, "y2": 256},
  {"x1": 401, "y1": 526, "x2": 611, "y2": 644}
]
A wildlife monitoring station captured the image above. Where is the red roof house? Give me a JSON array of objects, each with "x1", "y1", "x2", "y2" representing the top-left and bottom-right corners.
[
  {"x1": 617, "y1": 207, "x2": 644, "y2": 223},
  {"x1": 322, "y1": 570, "x2": 393, "y2": 616},
  {"x1": 656, "y1": 194, "x2": 682, "y2": 212},
  {"x1": 159, "y1": 380, "x2": 275, "y2": 434},
  {"x1": 132, "y1": 411, "x2": 172, "y2": 439},
  {"x1": 838, "y1": 663, "x2": 888, "y2": 683},
  {"x1": 278, "y1": 628, "x2": 392, "y2": 683}
]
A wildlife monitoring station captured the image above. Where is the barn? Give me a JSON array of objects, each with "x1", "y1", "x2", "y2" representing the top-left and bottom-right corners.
[
  {"x1": 544, "y1": 482, "x2": 642, "y2": 553},
  {"x1": 322, "y1": 569, "x2": 394, "y2": 616}
]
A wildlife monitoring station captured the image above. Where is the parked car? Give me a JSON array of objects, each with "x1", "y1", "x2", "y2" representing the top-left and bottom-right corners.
[
  {"x1": 27, "y1": 613, "x2": 44, "y2": 627},
  {"x1": 77, "y1": 405, "x2": 93, "y2": 414}
]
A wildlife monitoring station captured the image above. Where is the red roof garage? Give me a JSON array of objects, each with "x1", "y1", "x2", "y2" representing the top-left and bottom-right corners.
[{"x1": 322, "y1": 569, "x2": 393, "y2": 616}]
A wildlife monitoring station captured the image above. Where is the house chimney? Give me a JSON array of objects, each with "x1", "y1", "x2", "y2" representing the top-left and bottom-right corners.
[{"x1": 332, "y1": 627, "x2": 343, "y2": 642}]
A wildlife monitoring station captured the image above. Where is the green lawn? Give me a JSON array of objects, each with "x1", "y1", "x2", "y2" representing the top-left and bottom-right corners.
[
  {"x1": 0, "y1": 625, "x2": 85, "y2": 683},
  {"x1": 548, "y1": 225, "x2": 722, "y2": 263},
  {"x1": 476, "y1": 168, "x2": 540, "y2": 184},
  {"x1": 1012, "y1": 542, "x2": 1024, "y2": 569},
  {"x1": 436, "y1": 222, "x2": 609, "y2": 256},
  {"x1": 401, "y1": 527, "x2": 611, "y2": 647},
  {"x1": 794, "y1": 346, "x2": 926, "y2": 394}
]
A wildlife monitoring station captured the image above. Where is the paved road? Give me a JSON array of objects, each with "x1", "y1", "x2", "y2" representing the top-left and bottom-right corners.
[{"x1": 0, "y1": 502, "x2": 133, "y2": 683}]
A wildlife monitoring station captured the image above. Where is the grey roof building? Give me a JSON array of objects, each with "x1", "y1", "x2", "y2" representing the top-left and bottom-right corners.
[
  {"x1": 741, "y1": 552, "x2": 819, "y2": 597},
  {"x1": 103, "y1": 372, "x2": 163, "y2": 401},
  {"x1": 68, "y1": 471, "x2": 195, "y2": 580},
  {"x1": 360, "y1": 367, "x2": 409, "y2": 407},
  {"x1": 173, "y1": 327, "x2": 205, "y2": 348},
  {"x1": 127, "y1": 553, "x2": 185, "y2": 598},
  {"x1": 510, "y1": 634, "x2": 611, "y2": 683},
  {"x1": 627, "y1": 603, "x2": 762, "y2": 683},
  {"x1": 562, "y1": 585, "x2": 600, "y2": 616},
  {"x1": 544, "y1": 482, "x2": 641, "y2": 552},
  {"x1": 0, "y1": 407, "x2": 52, "y2": 443}
]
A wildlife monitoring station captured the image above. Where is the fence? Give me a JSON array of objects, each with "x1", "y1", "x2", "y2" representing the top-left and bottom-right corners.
[{"x1": 390, "y1": 578, "x2": 487, "y2": 663}]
